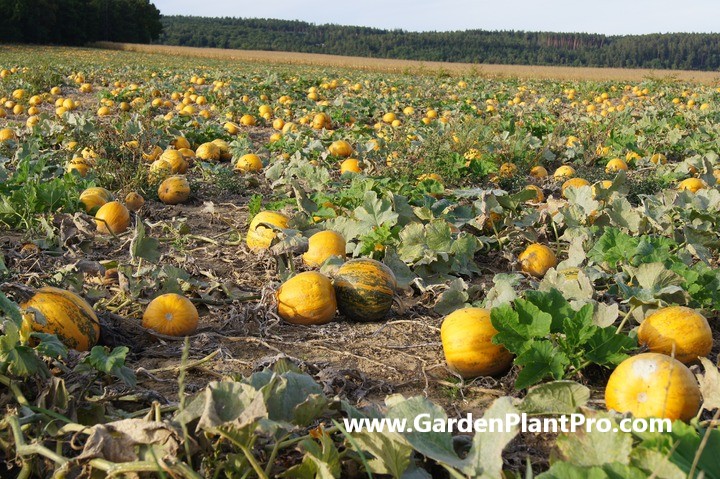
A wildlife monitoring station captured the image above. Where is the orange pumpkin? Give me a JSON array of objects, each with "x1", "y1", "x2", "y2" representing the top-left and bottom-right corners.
[
  {"x1": 125, "y1": 192, "x2": 145, "y2": 212},
  {"x1": 80, "y1": 187, "x2": 114, "y2": 214},
  {"x1": 518, "y1": 243, "x2": 557, "y2": 278},
  {"x1": 95, "y1": 201, "x2": 131, "y2": 234},
  {"x1": 142, "y1": 293, "x2": 199, "y2": 336},
  {"x1": 277, "y1": 271, "x2": 337, "y2": 325},
  {"x1": 21, "y1": 286, "x2": 100, "y2": 351},
  {"x1": 302, "y1": 231, "x2": 346, "y2": 267},
  {"x1": 158, "y1": 175, "x2": 191, "y2": 205},
  {"x1": 441, "y1": 307, "x2": 513, "y2": 378}
]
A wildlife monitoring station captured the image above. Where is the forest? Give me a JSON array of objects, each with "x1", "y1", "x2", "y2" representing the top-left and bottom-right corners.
[
  {"x1": 0, "y1": 0, "x2": 162, "y2": 45},
  {"x1": 159, "y1": 16, "x2": 720, "y2": 71}
]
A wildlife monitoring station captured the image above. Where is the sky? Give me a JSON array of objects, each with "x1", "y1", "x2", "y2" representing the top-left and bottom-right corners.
[{"x1": 152, "y1": 0, "x2": 720, "y2": 35}]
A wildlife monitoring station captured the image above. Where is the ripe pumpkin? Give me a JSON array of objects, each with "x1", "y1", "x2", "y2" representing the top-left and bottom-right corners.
[
  {"x1": 95, "y1": 201, "x2": 131, "y2": 235},
  {"x1": 277, "y1": 271, "x2": 337, "y2": 325},
  {"x1": 499, "y1": 162, "x2": 518, "y2": 178},
  {"x1": 196, "y1": 142, "x2": 221, "y2": 161},
  {"x1": 518, "y1": 243, "x2": 557, "y2": 278},
  {"x1": 246, "y1": 211, "x2": 290, "y2": 250},
  {"x1": 605, "y1": 353, "x2": 701, "y2": 421},
  {"x1": 235, "y1": 154, "x2": 263, "y2": 172},
  {"x1": 172, "y1": 136, "x2": 191, "y2": 150},
  {"x1": 21, "y1": 287, "x2": 100, "y2": 351},
  {"x1": 79, "y1": 187, "x2": 114, "y2": 214},
  {"x1": 605, "y1": 158, "x2": 628, "y2": 173},
  {"x1": 637, "y1": 306, "x2": 712, "y2": 364},
  {"x1": 160, "y1": 149, "x2": 188, "y2": 174},
  {"x1": 524, "y1": 184, "x2": 544, "y2": 203},
  {"x1": 441, "y1": 307, "x2": 513, "y2": 378},
  {"x1": 211, "y1": 139, "x2": 232, "y2": 161},
  {"x1": 329, "y1": 140, "x2": 353, "y2": 157},
  {"x1": 303, "y1": 230, "x2": 346, "y2": 267},
  {"x1": 677, "y1": 178, "x2": 707, "y2": 193},
  {"x1": 553, "y1": 165, "x2": 576, "y2": 180},
  {"x1": 158, "y1": 175, "x2": 191, "y2": 205},
  {"x1": 333, "y1": 258, "x2": 397, "y2": 322},
  {"x1": 529, "y1": 166, "x2": 548, "y2": 178},
  {"x1": 340, "y1": 158, "x2": 361, "y2": 174},
  {"x1": 142, "y1": 293, "x2": 198, "y2": 336},
  {"x1": 125, "y1": 192, "x2": 145, "y2": 212},
  {"x1": 0, "y1": 127, "x2": 15, "y2": 142}
]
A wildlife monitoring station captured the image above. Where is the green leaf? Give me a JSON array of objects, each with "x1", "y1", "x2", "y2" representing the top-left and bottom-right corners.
[
  {"x1": 354, "y1": 191, "x2": 399, "y2": 228},
  {"x1": 491, "y1": 300, "x2": 552, "y2": 355},
  {"x1": 561, "y1": 304, "x2": 596, "y2": 347},
  {"x1": 519, "y1": 381, "x2": 590, "y2": 415},
  {"x1": 130, "y1": 220, "x2": 161, "y2": 263},
  {"x1": 349, "y1": 429, "x2": 414, "y2": 478},
  {"x1": 4, "y1": 345, "x2": 44, "y2": 376},
  {"x1": 482, "y1": 273, "x2": 523, "y2": 309},
  {"x1": 588, "y1": 228, "x2": 638, "y2": 269},
  {"x1": 514, "y1": 342, "x2": 569, "y2": 389},
  {"x1": 555, "y1": 413, "x2": 633, "y2": 466},
  {"x1": 582, "y1": 328, "x2": 636, "y2": 366},
  {"x1": 80, "y1": 346, "x2": 137, "y2": 386},
  {"x1": 32, "y1": 333, "x2": 68, "y2": 359},
  {"x1": 0, "y1": 291, "x2": 23, "y2": 327},
  {"x1": 382, "y1": 247, "x2": 417, "y2": 290},
  {"x1": 434, "y1": 278, "x2": 469, "y2": 315},
  {"x1": 525, "y1": 289, "x2": 577, "y2": 332}
]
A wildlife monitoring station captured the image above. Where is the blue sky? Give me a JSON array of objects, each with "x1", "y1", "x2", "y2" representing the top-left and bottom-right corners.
[{"x1": 153, "y1": 0, "x2": 720, "y2": 35}]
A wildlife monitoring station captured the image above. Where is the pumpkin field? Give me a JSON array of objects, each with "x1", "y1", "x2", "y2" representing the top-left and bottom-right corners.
[{"x1": 1, "y1": 44, "x2": 720, "y2": 478}]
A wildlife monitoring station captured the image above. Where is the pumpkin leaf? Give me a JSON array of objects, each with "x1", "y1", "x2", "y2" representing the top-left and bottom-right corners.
[
  {"x1": 555, "y1": 412, "x2": 633, "y2": 467},
  {"x1": 354, "y1": 191, "x2": 398, "y2": 229},
  {"x1": 433, "y1": 278, "x2": 469, "y2": 315},
  {"x1": 0, "y1": 290, "x2": 23, "y2": 327},
  {"x1": 514, "y1": 342, "x2": 569, "y2": 390},
  {"x1": 519, "y1": 380, "x2": 590, "y2": 415},
  {"x1": 697, "y1": 357, "x2": 720, "y2": 413},
  {"x1": 130, "y1": 219, "x2": 161, "y2": 263},
  {"x1": 78, "y1": 346, "x2": 137, "y2": 387}
]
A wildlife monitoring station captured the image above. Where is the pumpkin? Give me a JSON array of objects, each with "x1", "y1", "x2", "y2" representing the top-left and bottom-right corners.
[
  {"x1": 172, "y1": 136, "x2": 191, "y2": 150},
  {"x1": 518, "y1": 243, "x2": 557, "y2": 278},
  {"x1": 312, "y1": 112, "x2": 331, "y2": 129},
  {"x1": 235, "y1": 154, "x2": 263, "y2": 172},
  {"x1": 95, "y1": 201, "x2": 130, "y2": 234},
  {"x1": 677, "y1": 178, "x2": 707, "y2": 193},
  {"x1": 246, "y1": 211, "x2": 290, "y2": 250},
  {"x1": 21, "y1": 286, "x2": 100, "y2": 351},
  {"x1": 211, "y1": 139, "x2": 232, "y2": 161},
  {"x1": 440, "y1": 307, "x2": 513, "y2": 378},
  {"x1": 524, "y1": 184, "x2": 544, "y2": 203},
  {"x1": 142, "y1": 145, "x2": 163, "y2": 162},
  {"x1": 605, "y1": 353, "x2": 701, "y2": 421},
  {"x1": 125, "y1": 192, "x2": 145, "y2": 212},
  {"x1": 340, "y1": 158, "x2": 361, "y2": 174},
  {"x1": 328, "y1": 140, "x2": 353, "y2": 157},
  {"x1": 605, "y1": 158, "x2": 628, "y2": 173},
  {"x1": 529, "y1": 166, "x2": 548, "y2": 178},
  {"x1": 195, "y1": 142, "x2": 221, "y2": 161},
  {"x1": 637, "y1": 306, "x2": 712, "y2": 364},
  {"x1": 277, "y1": 271, "x2": 337, "y2": 325},
  {"x1": 160, "y1": 149, "x2": 188, "y2": 174},
  {"x1": 302, "y1": 230, "x2": 346, "y2": 267},
  {"x1": 499, "y1": 162, "x2": 518, "y2": 178},
  {"x1": 80, "y1": 187, "x2": 114, "y2": 214},
  {"x1": 66, "y1": 157, "x2": 91, "y2": 177},
  {"x1": 553, "y1": 165, "x2": 576, "y2": 180},
  {"x1": 561, "y1": 177, "x2": 590, "y2": 197},
  {"x1": 142, "y1": 293, "x2": 198, "y2": 336},
  {"x1": 0, "y1": 127, "x2": 15, "y2": 142},
  {"x1": 333, "y1": 258, "x2": 397, "y2": 322},
  {"x1": 158, "y1": 175, "x2": 190, "y2": 205}
]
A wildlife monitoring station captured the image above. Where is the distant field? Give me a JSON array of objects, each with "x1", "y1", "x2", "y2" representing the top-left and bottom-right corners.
[{"x1": 94, "y1": 41, "x2": 720, "y2": 84}]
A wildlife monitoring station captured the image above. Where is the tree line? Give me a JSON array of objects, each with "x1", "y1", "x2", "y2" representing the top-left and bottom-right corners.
[
  {"x1": 158, "y1": 16, "x2": 720, "y2": 71},
  {"x1": 0, "y1": 0, "x2": 162, "y2": 45}
]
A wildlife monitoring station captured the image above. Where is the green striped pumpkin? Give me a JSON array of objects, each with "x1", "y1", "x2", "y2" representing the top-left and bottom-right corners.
[
  {"x1": 21, "y1": 287, "x2": 100, "y2": 351},
  {"x1": 333, "y1": 259, "x2": 397, "y2": 322}
]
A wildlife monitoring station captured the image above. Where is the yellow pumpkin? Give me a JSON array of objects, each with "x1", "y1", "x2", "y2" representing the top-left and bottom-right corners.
[
  {"x1": 499, "y1": 162, "x2": 518, "y2": 178},
  {"x1": 340, "y1": 158, "x2": 361, "y2": 174},
  {"x1": 235, "y1": 154, "x2": 263, "y2": 172},
  {"x1": 328, "y1": 140, "x2": 353, "y2": 157},
  {"x1": 195, "y1": 142, "x2": 221, "y2": 161},
  {"x1": 518, "y1": 243, "x2": 557, "y2": 278},
  {"x1": 125, "y1": 192, "x2": 145, "y2": 212},
  {"x1": 246, "y1": 211, "x2": 290, "y2": 250},
  {"x1": 95, "y1": 201, "x2": 130, "y2": 235},
  {"x1": 172, "y1": 137, "x2": 191, "y2": 150},
  {"x1": 0, "y1": 127, "x2": 16, "y2": 142},
  {"x1": 553, "y1": 165, "x2": 576, "y2": 180},
  {"x1": 302, "y1": 231, "x2": 346, "y2": 267},
  {"x1": 637, "y1": 306, "x2": 712, "y2": 364},
  {"x1": 441, "y1": 307, "x2": 513, "y2": 378},
  {"x1": 605, "y1": 353, "x2": 701, "y2": 421},
  {"x1": 142, "y1": 145, "x2": 163, "y2": 162},
  {"x1": 605, "y1": 158, "x2": 628, "y2": 173},
  {"x1": 277, "y1": 271, "x2": 337, "y2": 325},
  {"x1": 158, "y1": 175, "x2": 191, "y2": 205},
  {"x1": 529, "y1": 166, "x2": 548, "y2": 178},
  {"x1": 142, "y1": 293, "x2": 199, "y2": 336},
  {"x1": 21, "y1": 287, "x2": 100, "y2": 351},
  {"x1": 211, "y1": 139, "x2": 232, "y2": 161},
  {"x1": 677, "y1": 178, "x2": 707, "y2": 193},
  {"x1": 160, "y1": 149, "x2": 188, "y2": 174},
  {"x1": 524, "y1": 184, "x2": 544, "y2": 203},
  {"x1": 79, "y1": 187, "x2": 114, "y2": 214}
]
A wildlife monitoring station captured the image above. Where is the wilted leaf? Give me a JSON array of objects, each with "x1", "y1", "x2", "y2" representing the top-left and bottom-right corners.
[
  {"x1": 130, "y1": 220, "x2": 161, "y2": 263},
  {"x1": 76, "y1": 419, "x2": 181, "y2": 464},
  {"x1": 434, "y1": 278, "x2": 469, "y2": 315},
  {"x1": 482, "y1": 273, "x2": 522, "y2": 309},
  {"x1": 555, "y1": 412, "x2": 633, "y2": 466},
  {"x1": 697, "y1": 357, "x2": 720, "y2": 413}
]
